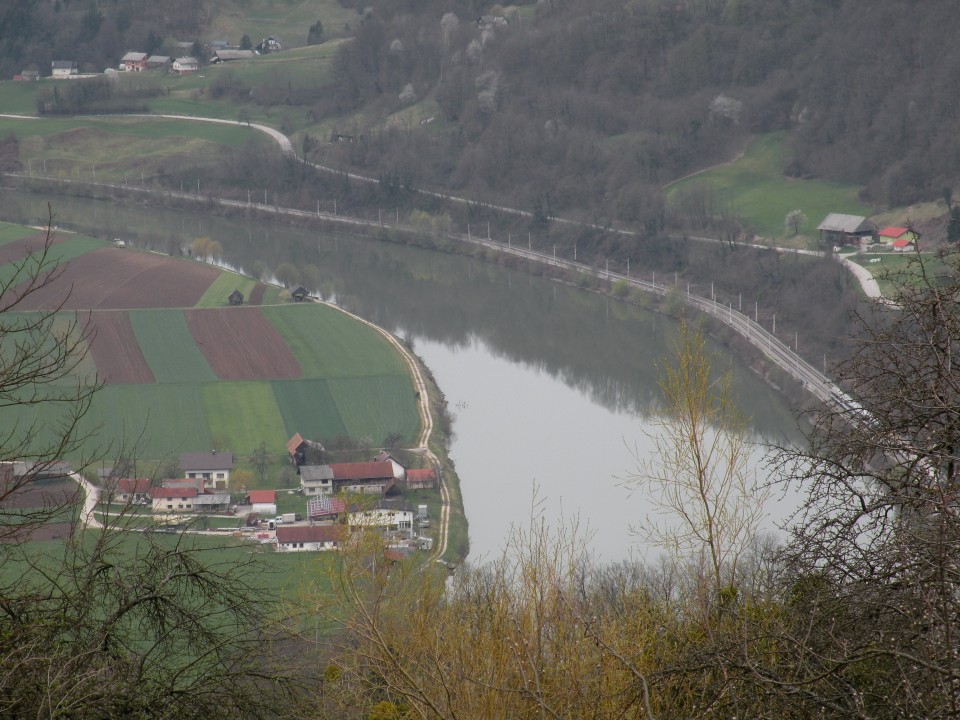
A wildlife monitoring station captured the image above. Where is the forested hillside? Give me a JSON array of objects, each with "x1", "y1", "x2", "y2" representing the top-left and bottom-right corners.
[{"x1": 4, "y1": 0, "x2": 958, "y2": 230}]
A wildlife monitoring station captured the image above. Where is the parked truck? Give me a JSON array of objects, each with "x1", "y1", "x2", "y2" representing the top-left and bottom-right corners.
[{"x1": 277, "y1": 512, "x2": 297, "y2": 524}]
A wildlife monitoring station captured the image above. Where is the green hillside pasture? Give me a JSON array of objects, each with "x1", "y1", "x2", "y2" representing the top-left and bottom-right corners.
[
  {"x1": 328, "y1": 375, "x2": 419, "y2": 445},
  {"x1": 1, "y1": 117, "x2": 262, "y2": 182},
  {"x1": 195, "y1": 272, "x2": 260, "y2": 308},
  {"x1": 0, "y1": 79, "x2": 43, "y2": 115},
  {"x1": 207, "y1": 1, "x2": 356, "y2": 50},
  {"x1": 850, "y1": 252, "x2": 950, "y2": 297},
  {"x1": 666, "y1": 132, "x2": 875, "y2": 240},
  {"x1": 272, "y1": 378, "x2": 348, "y2": 442},
  {"x1": 262, "y1": 303, "x2": 407, "y2": 378},
  {"x1": 0, "y1": 222, "x2": 41, "y2": 245},
  {"x1": 202, "y1": 381, "x2": 288, "y2": 454},
  {"x1": 129, "y1": 309, "x2": 217, "y2": 383}
]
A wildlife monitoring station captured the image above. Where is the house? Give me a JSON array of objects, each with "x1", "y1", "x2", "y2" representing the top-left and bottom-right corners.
[
  {"x1": 348, "y1": 499, "x2": 414, "y2": 534},
  {"x1": 150, "y1": 486, "x2": 198, "y2": 512},
  {"x1": 299, "y1": 461, "x2": 398, "y2": 496},
  {"x1": 180, "y1": 451, "x2": 234, "y2": 489},
  {"x1": 275, "y1": 524, "x2": 346, "y2": 552},
  {"x1": 477, "y1": 15, "x2": 509, "y2": 27},
  {"x1": 406, "y1": 468, "x2": 436, "y2": 491},
  {"x1": 307, "y1": 495, "x2": 347, "y2": 522},
  {"x1": 300, "y1": 464, "x2": 335, "y2": 495},
  {"x1": 817, "y1": 213, "x2": 877, "y2": 246},
  {"x1": 109, "y1": 477, "x2": 152, "y2": 504},
  {"x1": 255, "y1": 36, "x2": 283, "y2": 54},
  {"x1": 878, "y1": 226, "x2": 919, "y2": 247},
  {"x1": 146, "y1": 55, "x2": 171, "y2": 70},
  {"x1": 172, "y1": 57, "x2": 199, "y2": 75},
  {"x1": 51, "y1": 61, "x2": 78, "y2": 78},
  {"x1": 15, "y1": 70, "x2": 40, "y2": 82},
  {"x1": 162, "y1": 478, "x2": 205, "y2": 492},
  {"x1": 291, "y1": 286, "x2": 309, "y2": 302},
  {"x1": 892, "y1": 237, "x2": 917, "y2": 252},
  {"x1": 247, "y1": 489, "x2": 277, "y2": 516},
  {"x1": 373, "y1": 451, "x2": 407, "y2": 483},
  {"x1": 120, "y1": 52, "x2": 148, "y2": 71},
  {"x1": 212, "y1": 49, "x2": 256, "y2": 63},
  {"x1": 287, "y1": 432, "x2": 325, "y2": 468},
  {"x1": 228, "y1": 289, "x2": 244, "y2": 306}
]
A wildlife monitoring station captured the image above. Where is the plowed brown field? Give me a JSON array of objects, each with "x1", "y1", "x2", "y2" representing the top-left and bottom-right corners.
[
  {"x1": 185, "y1": 307, "x2": 301, "y2": 380},
  {"x1": 248, "y1": 283, "x2": 266, "y2": 306},
  {"x1": 88, "y1": 311, "x2": 155, "y2": 384},
  {"x1": 15, "y1": 248, "x2": 218, "y2": 310},
  {"x1": 0, "y1": 232, "x2": 67, "y2": 267}
]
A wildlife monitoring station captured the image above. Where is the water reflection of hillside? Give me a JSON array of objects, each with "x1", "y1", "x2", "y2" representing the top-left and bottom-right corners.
[{"x1": 0, "y1": 190, "x2": 796, "y2": 438}]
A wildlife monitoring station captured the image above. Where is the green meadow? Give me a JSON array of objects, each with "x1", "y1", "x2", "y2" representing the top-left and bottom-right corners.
[
  {"x1": 666, "y1": 132, "x2": 876, "y2": 241},
  {"x1": 129, "y1": 309, "x2": 218, "y2": 383}
]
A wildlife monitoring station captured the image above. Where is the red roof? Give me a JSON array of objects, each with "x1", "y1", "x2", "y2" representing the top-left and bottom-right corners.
[
  {"x1": 276, "y1": 525, "x2": 347, "y2": 544},
  {"x1": 150, "y1": 487, "x2": 198, "y2": 499},
  {"x1": 330, "y1": 461, "x2": 395, "y2": 481},
  {"x1": 308, "y1": 496, "x2": 347, "y2": 518},
  {"x1": 892, "y1": 238, "x2": 913, "y2": 248},
  {"x1": 286, "y1": 433, "x2": 305, "y2": 455},
  {"x1": 878, "y1": 226, "x2": 908, "y2": 238},
  {"x1": 116, "y1": 478, "x2": 151, "y2": 494},
  {"x1": 406, "y1": 468, "x2": 436, "y2": 484},
  {"x1": 248, "y1": 490, "x2": 276, "y2": 504}
]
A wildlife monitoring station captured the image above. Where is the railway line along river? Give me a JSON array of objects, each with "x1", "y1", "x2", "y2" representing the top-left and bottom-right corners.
[{"x1": 0, "y1": 189, "x2": 800, "y2": 561}]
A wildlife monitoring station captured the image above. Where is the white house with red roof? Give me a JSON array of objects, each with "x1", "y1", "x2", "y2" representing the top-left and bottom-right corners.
[
  {"x1": 247, "y1": 489, "x2": 277, "y2": 515},
  {"x1": 120, "y1": 52, "x2": 148, "y2": 71},
  {"x1": 150, "y1": 486, "x2": 198, "y2": 512},
  {"x1": 275, "y1": 525, "x2": 346, "y2": 552}
]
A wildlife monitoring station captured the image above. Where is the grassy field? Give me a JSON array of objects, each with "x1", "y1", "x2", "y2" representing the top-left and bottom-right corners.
[
  {"x1": 263, "y1": 303, "x2": 408, "y2": 378},
  {"x1": 129, "y1": 309, "x2": 218, "y2": 383},
  {"x1": 666, "y1": 132, "x2": 876, "y2": 241},
  {"x1": 272, "y1": 378, "x2": 349, "y2": 442},
  {"x1": 849, "y1": 251, "x2": 951, "y2": 297},
  {"x1": 0, "y1": 233, "x2": 105, "y2": 287},
  {"x1": 328, "y1": 376, "x2": 419, "y2": 444},
  {"x1": 202, "y1": 381, "x2": 289, "y2": 453},
  {"x1": 194, "y1": 271, "x2": 260, "y2": 308}
]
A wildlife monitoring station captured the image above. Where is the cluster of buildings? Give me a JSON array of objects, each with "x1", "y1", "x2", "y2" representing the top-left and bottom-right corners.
[
  {"x1": 98, "y1": 433, "x2": 437, "y2": 554},
  {"x1": 15, "y1": 36, "x2": 285, "y2": 81},
  {"x1": 817, "y1": 213, "x2": 920, "y2": 251}
]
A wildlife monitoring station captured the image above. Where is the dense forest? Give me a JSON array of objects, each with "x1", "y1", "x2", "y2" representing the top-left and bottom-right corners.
[{"x1": 4, "y1": 0, "x2": 960, "y2": 224}]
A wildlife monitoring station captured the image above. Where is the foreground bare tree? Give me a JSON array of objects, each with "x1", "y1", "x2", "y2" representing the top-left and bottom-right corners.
[
  {"x1": 764, "y1": 248, "x2": 960, "y2": 719},
  {"x1": 0, "y1": 212, "x2": 299, "y2": 717}
]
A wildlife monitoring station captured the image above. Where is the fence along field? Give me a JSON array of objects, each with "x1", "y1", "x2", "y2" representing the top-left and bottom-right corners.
[{"x1": 0, "y1": 223, "x2": 422, "y2": 459}]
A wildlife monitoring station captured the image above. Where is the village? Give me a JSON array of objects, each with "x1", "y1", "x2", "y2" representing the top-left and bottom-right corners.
[{"x1": 99, "y1": 431, "x2": 438, "y2": 555}]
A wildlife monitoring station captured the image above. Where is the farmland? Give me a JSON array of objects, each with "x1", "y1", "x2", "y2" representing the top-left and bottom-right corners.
[{"x1": 0, "y1": 222, "x2": 420, "y2": 460}]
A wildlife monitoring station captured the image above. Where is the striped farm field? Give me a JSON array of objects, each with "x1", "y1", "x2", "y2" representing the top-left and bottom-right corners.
[
  {"x1": 0, "y1": 222, "x2": 421, "y2": 460},
  {"x1": 129, "y1": 309, "x2": 217, "y2": 384},
  {"x1": 262, "y1": 304, "x2": 407, "y2": 377},
  {"x1": 272, "y1": 379, "x2": 349, "y2": 441}
]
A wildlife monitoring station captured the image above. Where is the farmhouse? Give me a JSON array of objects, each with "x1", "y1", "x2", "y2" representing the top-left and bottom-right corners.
[
  {"x1": 51, "y1": 61, "x2": 77, "y2": 78},
  {"x1": 817, "y1": 213, "x2": 877, "y2": 246},
  {"x1": 146, "y1": 55, "x2": 171, "y2": 69},
  {"x1": 255, "y1": 36, "x2": 283, "y2": 54},
  {"x1": 228, "y1": 289, "x2": 244, "y2": 306},
  {"x1": 373, "y1": 450, "x2": 407, "y2": 483},
  {"x1": 108, "y1": 477, "x2": 152, "y2": 504},
  {"x1": 120, "y1": 52, "x2": 148, "y2": 71},
  {"x1": 406, "y1": 468, "x2": 436, "y2": 491},
  {"x1": 287, "y1": 432, "x2": 325, "y2": 468},
  {"x1": 348, "y1": 499, "x2": 415, "y2": 534},
  {"x1": 172, "y1": 57, "x2": 199, "y2": 75},
  {"x1": 180, "y1": 451, "x2": 233, "y2": 489},
  {"x1": 275, "y1": 525, "x2": 346, "y2": 552},
  {"x1": 150, "y1": 486, "x2": 198, "y2": 512},
  {"x1": 878, "y1": 226, "x2": 919, "y2": 247},
  {"x1": 15, "y1": 70, "x2": 40, "y2": 81},
  {"x1": 192, "y1": 492, "x2": 232, "y2": 512},
  {"x1": 299, "y1": 461, "x2": 399, "y2": 496}
]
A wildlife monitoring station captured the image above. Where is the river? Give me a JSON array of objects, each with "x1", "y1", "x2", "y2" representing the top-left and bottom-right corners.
[{"x1": 0, "y1": 189, "x2": 800, "y2": 561}]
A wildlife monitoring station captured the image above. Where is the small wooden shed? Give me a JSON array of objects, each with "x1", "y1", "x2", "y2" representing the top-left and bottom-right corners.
[{"x1": 228, "y1": 289, "x2": 244, "y2": 306}]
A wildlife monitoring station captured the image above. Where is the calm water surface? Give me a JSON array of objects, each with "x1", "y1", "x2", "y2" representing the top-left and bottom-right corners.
[{"x1": 0, "y1": 190, "x2": 801, "y2": 560}]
